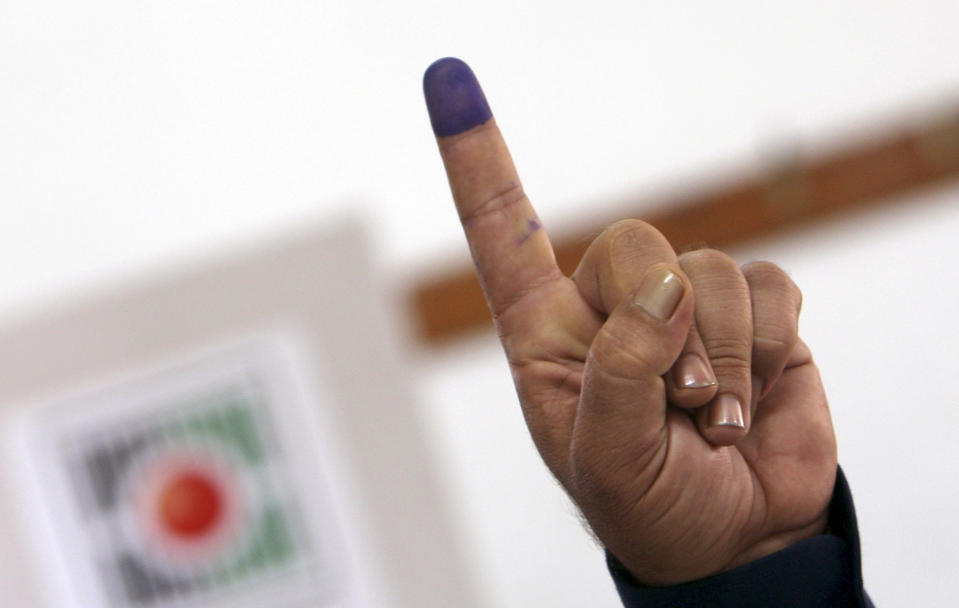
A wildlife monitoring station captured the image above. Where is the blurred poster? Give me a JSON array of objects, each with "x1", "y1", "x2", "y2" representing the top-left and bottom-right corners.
[
  {"x1": 25, "y1": 340, "x2": 342, "y2": 608},
  {"x1": 0, "y1": 219, "x2": 480, "y2": 608}
]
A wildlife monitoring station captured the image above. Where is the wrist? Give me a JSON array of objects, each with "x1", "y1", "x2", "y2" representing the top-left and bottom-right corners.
[
  {"x1": 720, "y1": 512, "x2": 830, "y2": 574},
  {"x1": 606, "y1": 466, "x2": 870, "y2": 608}
]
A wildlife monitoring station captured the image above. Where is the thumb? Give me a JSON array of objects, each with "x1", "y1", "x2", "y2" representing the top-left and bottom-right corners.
[{"x1": 574, "y1": 265, "x2": 694, "y2": 462}]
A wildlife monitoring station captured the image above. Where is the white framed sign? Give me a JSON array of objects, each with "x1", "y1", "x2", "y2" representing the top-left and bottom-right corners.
[{"x1": 0, "y1": 219, "x2": 479, "y2": 607}]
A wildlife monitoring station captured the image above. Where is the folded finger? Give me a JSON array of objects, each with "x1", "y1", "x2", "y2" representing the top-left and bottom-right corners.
[
  {"x1": 570, "y1": 220, "x2": 717, "y2": 408},
  {"x1": 678, "y1": 249, "x2": 752, "y2": 446},
  {"x1": 741, "y1": 261, "x2": 802, "y2": 401}
]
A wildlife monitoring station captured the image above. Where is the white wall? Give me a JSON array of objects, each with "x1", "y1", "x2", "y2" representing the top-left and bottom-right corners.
[
  {"x1": 3, "y1": 1, "x2": 959, "y2": 317},
  {"x1": 3, "y1": 2, "x2": 959, "y2": 606}
]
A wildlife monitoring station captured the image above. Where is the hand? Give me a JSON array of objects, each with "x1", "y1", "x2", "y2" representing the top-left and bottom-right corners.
[{"x1": 423, "y1": 58, "x2": 837, "y2": 586}]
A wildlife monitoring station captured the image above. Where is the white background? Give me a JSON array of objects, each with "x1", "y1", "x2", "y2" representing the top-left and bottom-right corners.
[{"x1": 2, "y1": 2, "x2": 959, "y2": 606}]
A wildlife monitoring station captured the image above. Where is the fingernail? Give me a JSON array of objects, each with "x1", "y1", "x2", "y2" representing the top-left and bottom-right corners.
[
  {"x1": 709, "y1": 394, "x2": 745, "y2": 429},
  {"x1": 631, "y1": 267, "x2": 684, "y2": 321},
  {"x1": 423, "y1": 57, "x2": 493, "y2": 136},
  {"x1": 675, "y1": 354, "x2": 717, "y2": 389}
]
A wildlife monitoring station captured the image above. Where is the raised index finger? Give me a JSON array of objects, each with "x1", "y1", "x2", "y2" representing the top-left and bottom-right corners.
[{"x1": 423, "y1": 58, "x2": 560, "y2": 318}]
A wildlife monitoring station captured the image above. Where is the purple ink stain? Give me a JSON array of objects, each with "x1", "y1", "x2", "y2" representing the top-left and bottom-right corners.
[
  {"x1": 518, "y1": 219, "x2": 541, "y2": 245},
  {"x1": 423, "y1": 58, "x2": 493, "y2": 137}
]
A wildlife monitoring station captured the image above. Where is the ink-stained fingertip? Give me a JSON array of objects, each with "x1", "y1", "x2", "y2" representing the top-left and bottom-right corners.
[{"x1": 423, "y1": 57, "x2": 493, "y2": 137}]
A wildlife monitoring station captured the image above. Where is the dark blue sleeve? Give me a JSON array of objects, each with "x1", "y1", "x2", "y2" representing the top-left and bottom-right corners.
[{"x1": 608, "y1": 467, "x2": 874, "y2": 607}]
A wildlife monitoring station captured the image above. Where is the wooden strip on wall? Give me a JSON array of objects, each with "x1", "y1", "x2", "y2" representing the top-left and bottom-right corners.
[{"x1": 411, "y1": 108, "x2": 959, "y2": 345}]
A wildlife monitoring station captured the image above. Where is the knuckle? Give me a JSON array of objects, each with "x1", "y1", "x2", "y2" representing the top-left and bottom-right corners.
[
  {"x1": 750, "y1": 330, "x2": 798, "y2": 383},
  {"x1": 742, "y1": 261, "x2": 803, "y2": 312},
  {"x1": 702, "y1": 336, "x2": 752, "y2": 373},
  {"x1": 458, "y1": 182, "x2": 528, "y2": 223},
  {"x1": 753, "y1": 315, "x2": 799, "y2": 348},
  {"x1": 605, "y1": 220, "x2": 674, "y2": 262},
  {"x1": 580, "y1": 220, "x2": 675, "y2": 311},
  {"x1": 708, "y1": 355, "x2": 752, "y2": 377},
  {"x1": 752, "y1": 333, "x2": 796, "y2": 361},
  {"x1": 741, "y1": 260, "x2": 785, "y2": 279},
  {"x1": 679, "y1": 247, "x2": 740, "y2": 276},
  {"x1": 605, "y1": 218, "x2": 657, "y2": 242}
]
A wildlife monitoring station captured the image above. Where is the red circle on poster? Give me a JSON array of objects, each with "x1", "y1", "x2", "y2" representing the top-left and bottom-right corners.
[{"x1": 157, "y1": 471, "x2": 223, "y2": 539}]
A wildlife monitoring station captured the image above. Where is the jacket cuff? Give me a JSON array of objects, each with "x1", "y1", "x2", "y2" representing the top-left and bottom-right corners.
[{"x1": 607, "y1": 466, "x2": 873, "y2": 608}]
